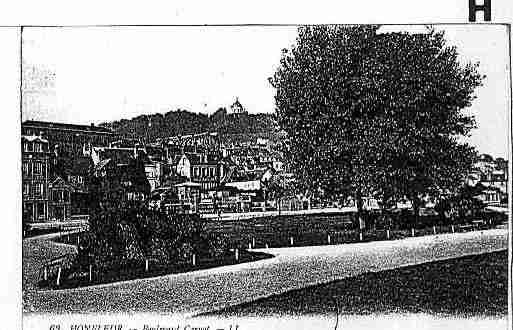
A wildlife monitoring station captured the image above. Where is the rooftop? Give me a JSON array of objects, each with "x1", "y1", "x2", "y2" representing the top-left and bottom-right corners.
[{"x1": 22, "y1": 120, "x2": 115, "y2": 134}]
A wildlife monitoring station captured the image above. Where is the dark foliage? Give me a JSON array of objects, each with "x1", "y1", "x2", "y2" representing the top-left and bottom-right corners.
[
  {"x1": 271, "y1": 25, "x2": 483, "y2": 225},
  {"x1": 99, "y1": 108, "x2": 278, "y2": 142},
  {"x1": 78, "y1": 202, "x2": 228, "y2": 270}
]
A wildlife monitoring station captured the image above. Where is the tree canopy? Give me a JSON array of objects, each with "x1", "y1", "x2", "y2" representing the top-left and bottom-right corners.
[{"x1": 271, "y1": 25, "x2": 483, "y2": 218}]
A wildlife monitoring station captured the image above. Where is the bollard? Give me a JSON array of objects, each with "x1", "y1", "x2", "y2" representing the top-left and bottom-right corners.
[
  {"x1": 56, "y1": 267, "x2": 62, "y2": 286},
  {"x1": 359, "y1": 232, "x2": 363, "y2": 241},
  {"x1": 290, "y1": 236, "x2": 294, "y2": 246},
  {"x1": 235, "y1": 248, "x2": 239, "y2": 261},
  {"x1": 192, "y1": 254, "x2": 196, "y2": 266},
  {"x1": 433, "y1": 226, "x2": 436, "y2": 235},
  {"x1": 77, "y1": 235, "x2": 80, "y2": 246},
  {"x1": 43, "y1": 267, "x2": 48, "y2": 281},
  {"x1": 386, "y1": 229, "x2": 390, "y2": 240},
  {"x1": 411, "y1": 228, "x2": 415, "y2": 237},
  {"x1": 252, "y1": 237, "x2": 256, "y2": 248},
  {"x1": 89, "y1": 264, "x2": 92, "y2": 282},
  {"x1": 145, "y1": 259, "x2": 149, "y2": 272},
  {"x1": 451, "y1": 225, "x2": 455, "y2": 233},
  {"x1": 248, "y1": 242, "x2": 252, "y2": 250},
  {"x1": 265, "y1": 243, "x2": 269, "y2": 249},
  {"x1": 327, "y1": 234, "x2": 331, "y2": 244}
]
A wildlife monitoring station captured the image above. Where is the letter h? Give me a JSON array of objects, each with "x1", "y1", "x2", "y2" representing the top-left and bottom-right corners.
[{"x1": 469, "y1": 0, "x2": 491, "y2": 22}]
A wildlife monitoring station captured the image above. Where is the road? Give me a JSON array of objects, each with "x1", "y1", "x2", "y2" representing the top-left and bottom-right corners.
[{"x1": 23, "y1": 228, "x2": 508, "y2": 316}]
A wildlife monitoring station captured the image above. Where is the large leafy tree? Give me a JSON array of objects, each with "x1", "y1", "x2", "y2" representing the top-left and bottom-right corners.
[{"x1": 271, "y1": 25, "x2": 483, "y2": 227}]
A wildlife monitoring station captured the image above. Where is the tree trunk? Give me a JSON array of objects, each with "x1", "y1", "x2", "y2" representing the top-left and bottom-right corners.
[
  {"x1": 355, "y1": 192, "x2": 365, "y2": 231},
  {"x1": 412, "y1": 196, "x2": 421, "y2": 228}
]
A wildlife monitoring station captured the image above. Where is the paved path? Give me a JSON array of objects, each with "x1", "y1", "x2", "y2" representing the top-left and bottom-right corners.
[
  {"x1": 201, "y1": 207, "x2": 353, "y2": 220},
  {"x1": 22, "y1": 233, "x2": 77, "y2": 313},
  {"x1": 23, "y1": 229, "x2": 508, "y2": 316}
]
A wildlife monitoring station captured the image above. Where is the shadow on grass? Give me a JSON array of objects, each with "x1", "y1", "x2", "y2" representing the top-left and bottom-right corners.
[{"x1": 205, "y1": 250, "x2": 507, "y2": 318}]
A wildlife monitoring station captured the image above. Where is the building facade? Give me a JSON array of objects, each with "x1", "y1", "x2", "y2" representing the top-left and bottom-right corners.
[{"x1": 22, "y1": 135, "x2": 51, "y2": 223}]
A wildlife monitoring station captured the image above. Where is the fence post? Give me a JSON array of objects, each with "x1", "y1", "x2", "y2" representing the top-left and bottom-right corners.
[
  {"x1": 192, "y1": 254, "x2": 196, "y2": 266},
  {"x1": 411, "y1": 228, "x2": 415, "y2": 237},
  {"x1": 89, "y1": 264, "x2": 92, "y2": 283},
  {"x1": 327, "y1": 234, "x2": 331, "y2": 244},
  {"x1": 386, "y1": 229, "x2": 390, "y2": 240},
  {"x1": 56, "y1": 267, "x2": 62, "y2": 287}
]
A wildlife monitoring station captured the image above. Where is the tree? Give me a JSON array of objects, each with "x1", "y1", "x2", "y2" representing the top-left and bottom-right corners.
[
  {"x1": 271, "y1": 25, "x2": 483, "y2": 228},
  {"x1": 264, "y1": 172, "x2": 296, "y2": 215}
]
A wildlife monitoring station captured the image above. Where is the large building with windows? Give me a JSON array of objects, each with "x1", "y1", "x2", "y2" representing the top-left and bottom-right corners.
[
  {"x1": 21, "y1": 120, "x2": 117, "y2": 157},
  {"x1": 22, "y1": 135, "x2": 51, "y2": 223}
]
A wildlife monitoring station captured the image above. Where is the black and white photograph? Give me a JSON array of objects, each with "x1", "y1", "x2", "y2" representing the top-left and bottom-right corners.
[{"x1": 18, "y1": 22, "x2": 511, "y2": 330}]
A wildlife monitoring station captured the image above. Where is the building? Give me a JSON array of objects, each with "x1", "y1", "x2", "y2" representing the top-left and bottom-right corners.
[
  {"x1": 173, "y1": 153, "x2": 224, "y2": 191},
  {"x1": 22, "y1": 135, "x2": 51, "y2": 223},
  {"x1": 48, "y1": 176, "x2": 73, "y2": 221},
  {"x1": 88, "y1": 146, "x2": 151, "y2": 205},
  {"x1": 229, "y1": 97, "x2": 247, "y2": 114},
  {"x1": 22, "y1": 120, "x2": 117, "y2": 158},
  {"x1": 162, "y1": 132, "x2": 220, "y2": 156},
  {"x1": 468, "y1": 154, "x2": 508, "y2": 203}
]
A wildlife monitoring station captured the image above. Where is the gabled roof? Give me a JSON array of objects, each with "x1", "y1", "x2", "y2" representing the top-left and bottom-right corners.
[
  {"x1": 49, "y1": 176, "x2": 74, "y2": 190},
  {"x1": 94, "y1": 158, "x2": 111, "y2": 173},
  {"x1": 22, "y1": 135, "x2": 48, "y2": 143},
  {"x1": 184, "y1": 153, "x2": 219, "y2": 165}
]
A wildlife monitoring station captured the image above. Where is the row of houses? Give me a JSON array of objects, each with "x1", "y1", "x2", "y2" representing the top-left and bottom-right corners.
[
  {"x1": 22, "y1": 117, "x2": 508, "y2": 224},
  {"x1": 467, "y1": 153, "x2": 508, "y2": 205},
  {"x1": 21, "y1": 119, "x2": 287, "y2": 223}
]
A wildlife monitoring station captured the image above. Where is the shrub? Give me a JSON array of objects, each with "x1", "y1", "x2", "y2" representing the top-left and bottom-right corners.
[{"x1": 78, "y1": 202, "x2": 228, "y2": 270}]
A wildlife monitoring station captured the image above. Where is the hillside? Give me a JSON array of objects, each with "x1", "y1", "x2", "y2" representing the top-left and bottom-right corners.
[{"x1": 100, "y1": 108, "x2": 279, "y2": 142}]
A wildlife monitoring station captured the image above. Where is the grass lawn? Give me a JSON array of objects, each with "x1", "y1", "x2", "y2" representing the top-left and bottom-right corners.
[
  {"x1": 204, "y1": 212, "x2": 500, "y2": 249},
  {"x1": 207, "y1": 250, "x2": 508, "y2": 318}
]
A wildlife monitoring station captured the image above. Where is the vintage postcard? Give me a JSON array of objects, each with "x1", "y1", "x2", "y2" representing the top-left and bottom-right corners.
[{"x1": 2, "y1": 1, "x2": 512, "y2": 330}]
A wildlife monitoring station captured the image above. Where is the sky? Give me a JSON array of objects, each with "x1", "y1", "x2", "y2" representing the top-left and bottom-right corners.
[{"x1": 21, "y1": 25, "x2": 510, "y2": 159}]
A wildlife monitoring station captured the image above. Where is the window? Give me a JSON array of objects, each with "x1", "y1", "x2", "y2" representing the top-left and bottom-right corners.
[
  {"x1": 33, "y1": 162, "x2": 42, "y2": 175},
  {"x1": 202, "y1": 168, "x2": 206, "y2": 177},
  {"x1": 37, "y1": 202, "x2": 45, "y2": 217},
  {"x1": 209, "y1": 167, "x2": 214, "y2": 177},
  {"x1": 194, "y1": 167, "x2": 199, "y2": 177},
  {"x1": 23, "y1": 183, "x2": 29, "y2": 196},
  {"x1": 32, "y1": 183, "x2": 43, "y2": 198},
  {"x1": 26, "y1": 142, "x2": 33, "y2": 152},
  {"x1": 34, "y1": 143, "x2": 42, "y2": 152},
  {"x1": 22, "y1": 163, "x2": 30, "y2": 176}
]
